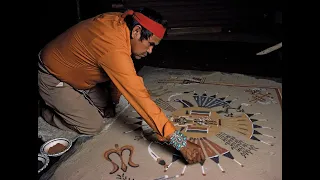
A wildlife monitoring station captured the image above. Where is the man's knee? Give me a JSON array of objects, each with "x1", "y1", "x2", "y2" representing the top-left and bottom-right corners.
[{"x1": 76, "y1": 118, "x2": 104, "y2": 135}]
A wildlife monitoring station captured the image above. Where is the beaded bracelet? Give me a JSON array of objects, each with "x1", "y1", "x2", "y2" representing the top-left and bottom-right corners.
[{"x1": 169, "y1": 130, "x2": 187, "y2": 150}]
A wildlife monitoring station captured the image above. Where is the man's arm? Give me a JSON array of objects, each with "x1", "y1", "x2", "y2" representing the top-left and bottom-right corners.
[
  {"x1": 99, "y1": 51, "x2": 175, "y2": 140},
  {"x1": 99, "y1": 50, "x2": 206, "y2": 164}
]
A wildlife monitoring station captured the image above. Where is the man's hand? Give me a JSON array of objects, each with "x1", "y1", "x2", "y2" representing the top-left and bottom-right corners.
[
  {"x1": 179, "y1": 140, "x2": 206, "y2": 165},
  {"x1": 103, "y1": 104, "x2": 116, "y2": 118}
]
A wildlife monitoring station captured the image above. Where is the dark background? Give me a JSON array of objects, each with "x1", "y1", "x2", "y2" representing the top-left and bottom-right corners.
[
  {"x1": 38, "y1": 0, "x2": 283, "y2": 78},
  {"x1": 35, "y1": 1, "x2": 285, "y2": 178}
]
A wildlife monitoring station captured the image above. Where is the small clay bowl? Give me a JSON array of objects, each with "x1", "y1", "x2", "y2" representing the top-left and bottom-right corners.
[
  {"x1": 38, "y1": 153, "x2": 50, "y2": 173},
  {"x1": 40, "y1": 138, "x2": 72, "y2": 157}
]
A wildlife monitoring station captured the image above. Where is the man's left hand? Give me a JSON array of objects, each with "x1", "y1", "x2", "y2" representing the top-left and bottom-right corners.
[{"x1": 103, "y1": 105, "x2": 116, "y2": 118}]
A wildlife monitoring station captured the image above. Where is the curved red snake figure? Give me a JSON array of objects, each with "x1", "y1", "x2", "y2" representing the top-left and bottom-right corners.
[{"x1": 104, "y1": 144, "x2": 139, "y2": 174}]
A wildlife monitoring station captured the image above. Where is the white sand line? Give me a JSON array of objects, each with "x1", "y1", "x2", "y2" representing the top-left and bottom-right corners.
[
  {"x1": 256, "y1": 119, "x2": 268, "y2": 121},
  {"x1": 201, "y1": 165, "x2": 206, "y2": 176},
  {"x1": 233, "y1": 159, "x2": 244, "y2": 167},
  {"x1": 164, "y1": 163, "x2": 173, "y2": 172},
  {"x1": 217, "y1": 163, "x2": 225, "y2": 173},
  {"x1": 260, "y1": 140, "x2": 273, "y2": 146},
  {"x1": 154, "y1": 175, "x2": 169, "y2": 180},
  {"x1": 168, "y1": 93, "x2": 182, "y2": 101},
  {"x1": 181, "y1": 165, "x2": 187, "y2": 176},
  {"x1": 261, "y1": 126, "x2": 273, "y2": 130},
  {"x1": 241, "y1": 103, "x2": 251, "y2": 106},
  {"x1": 102, "y1": 103, "x2": 131, "y2": 132},
  {"x1": 262, "y1": 133, "x2": 276, "y2": 138}
]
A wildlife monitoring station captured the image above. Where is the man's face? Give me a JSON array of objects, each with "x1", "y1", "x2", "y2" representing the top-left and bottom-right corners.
[{"x1": 130, "y1": 25, "x2": 161, "y2": 59}]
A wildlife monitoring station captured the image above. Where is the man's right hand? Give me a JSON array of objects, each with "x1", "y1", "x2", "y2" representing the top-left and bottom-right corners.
[
  {"x1": 179, "y1": 140, "x2": 206, "y2": 164},
  {"x1": 103, "y1": 104, "x2": 116, "y2": 118}
]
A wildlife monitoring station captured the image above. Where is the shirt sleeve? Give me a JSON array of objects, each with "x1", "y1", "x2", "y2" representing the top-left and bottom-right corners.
[{"x1": 98, "y1": 50, "x2": 176, "y2": 140}]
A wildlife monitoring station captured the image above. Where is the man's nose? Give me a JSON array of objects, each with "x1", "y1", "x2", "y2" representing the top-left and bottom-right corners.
[{"x1": 147, "y1": 46, "x2": 153, "y2": 54}]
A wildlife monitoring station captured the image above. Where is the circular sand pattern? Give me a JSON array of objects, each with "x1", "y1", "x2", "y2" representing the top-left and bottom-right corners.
[
  {"x1": 171, "y1": 107, "x2": 222, "y2": 138},
  {"x1": 171, "y1": 107, "x2": 253, "y2": 139}
]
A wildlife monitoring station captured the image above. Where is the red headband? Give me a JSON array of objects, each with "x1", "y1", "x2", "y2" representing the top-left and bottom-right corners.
[{"x1": 122, "y1": 10, "x2": 166, "y2": 39}]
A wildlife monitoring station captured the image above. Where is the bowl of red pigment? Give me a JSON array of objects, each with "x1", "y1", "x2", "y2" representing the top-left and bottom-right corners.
[
  {"x1": 38, "y1": 153, "x2": 50, "y2": 173},
  {"x1": 40, "y1": 138, "x2": 72, "y2": 157}
]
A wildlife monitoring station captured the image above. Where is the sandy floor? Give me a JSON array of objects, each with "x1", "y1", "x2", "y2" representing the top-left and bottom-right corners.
[{"x1": 45, "y1": 66, "x2": 282, "y2": 180}]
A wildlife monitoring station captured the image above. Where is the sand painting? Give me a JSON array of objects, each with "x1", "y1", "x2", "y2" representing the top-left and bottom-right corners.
[
  {"x1": 49, "y1": 68, "x2": 282, "y2": 180},
  {"x1": 121, "y1": 84, "x2": 281, "y2": 179}
]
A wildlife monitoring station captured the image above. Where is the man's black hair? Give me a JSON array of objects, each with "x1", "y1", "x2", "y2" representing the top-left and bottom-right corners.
[{"x1": 124, "y1": 7, "x2": 168, "y2": 41}]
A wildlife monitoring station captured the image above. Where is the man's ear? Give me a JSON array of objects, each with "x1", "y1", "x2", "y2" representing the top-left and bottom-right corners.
[{"x1": 131, "y1": 25, "x2": 142, "y2": 40}]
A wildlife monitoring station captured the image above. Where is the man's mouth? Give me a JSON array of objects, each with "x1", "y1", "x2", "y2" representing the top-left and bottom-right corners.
[{"x1": 141, "y1": 53, "x2": 148, "y2": 57}]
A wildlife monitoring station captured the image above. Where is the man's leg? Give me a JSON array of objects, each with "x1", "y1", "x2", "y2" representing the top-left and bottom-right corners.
[
  {"x1": 86, "y1": 82, "x2": 116, "y2": 118},
  {"x1": 38, "y1": 70, "x2": 104, "y2": 135}
]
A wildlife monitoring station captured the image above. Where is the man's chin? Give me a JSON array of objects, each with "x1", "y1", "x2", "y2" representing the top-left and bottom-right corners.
[
  {"x1": 136, "y1": 56, "x2": 142, "y2": 59},
  {"x1": 133, "y1": 55, "x2": 142, "y2": 59}
]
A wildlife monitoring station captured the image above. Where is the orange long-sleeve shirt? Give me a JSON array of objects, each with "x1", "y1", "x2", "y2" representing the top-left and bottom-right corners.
[{"x1": 40, "y1": 12, "x2": 175, "y2": 139}]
